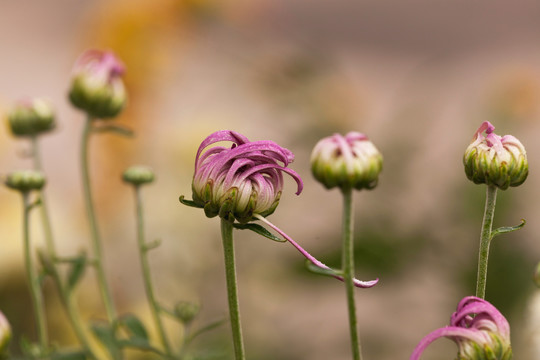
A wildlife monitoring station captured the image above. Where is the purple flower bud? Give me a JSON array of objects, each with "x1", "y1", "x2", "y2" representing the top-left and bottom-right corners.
[
  {"x1": 6, "y1": 98, "x2": 55, "y2": 137},
  {"x1": 191, "y1": 130, "x2": 303, "y2": 223},
  {"x1": 311, "y1": 132, "x2": 383, "y2": 191},
  {"x1": 411, "y1": 296, "x2": 512, "y2": 360},
  {"x1": 0, "y1": 311, "x2": 11, "y2": 356},
  {"x1": 464, "y1": 121, "x2": 528, "y2": 190},
  {"x1": 68, "y1": 49, "x2": 127, "y2": 119}
]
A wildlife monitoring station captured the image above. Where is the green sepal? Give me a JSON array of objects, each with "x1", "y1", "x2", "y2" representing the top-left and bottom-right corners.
[
  {"x1": 305, "y1": 260, "x2": 343, "y2": 277},
  {"x1": 233, "y1": 223, "x2": 285, "y2": 242},
  {"x1": 66, "y1": 251, "x2": 88, "y2": 293},
  {"x1": 491, "y1": 219, "x2": 526, "y2": 240},
  {"x1": 92, "y1": 123, "x2": 134, "y2": 137},
  {"x1": 179, "y1": 195, "x2": 204, "y2": 209}
]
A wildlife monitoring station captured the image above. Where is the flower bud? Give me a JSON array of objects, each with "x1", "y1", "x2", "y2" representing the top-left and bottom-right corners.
[
  {"x1": 411, "y1": 296, "x2": 512, "y2": 360},
  {"x1": 189, "y1": 130, "x2": 303, "y2": 223},
  {"x1": 174, "y1": 301, "x2": 200, "y2": 325},
  {"x1": 4, "y1": 170, "x2": 46, "y2": 193},
  {"x1": 0, "y1": 311, "x2": 11, "y2": 356},
  {"x1": 122, "y1": 166, "x2": 155, "y2": 186},
  {"x1": 311, "y1": 132, "x2": 383, "y2": 191},
  {"x1": 6, "y1": 98, "x2": 55, "y2": 137},
  {"x1": 68, "y1": 49, "x2": 127, "y2": 119},
  {"x1": 464, "y1": 121, "x2": 528, "y2": 190}
]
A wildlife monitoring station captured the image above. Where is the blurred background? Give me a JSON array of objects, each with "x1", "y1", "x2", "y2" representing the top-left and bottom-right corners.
[{"x1": 1, "y1": 0, "x2": 540, "y2": 359}]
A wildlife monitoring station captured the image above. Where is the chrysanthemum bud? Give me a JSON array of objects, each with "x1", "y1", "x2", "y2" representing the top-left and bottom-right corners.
[
  {"x1": 174, "y1": 301, "x2": 200, "y2": 325},
  {"x1": 0, "y1": 311, "x2": 11, "y2": 356},
  {"x1": 68, "y1": 49, "x2": 127, "y2": 119},
  {"x1": 411, "y1": 296, "x2": 512, "y2": 360},
  {"x1": 4, "y1": 170, "x2": 46, "y2": 193},
  {"x1": 311, "y1": 132, "x2": 383, "y2": 191},
  {"x1": 464, "y1": 121, "x2": 528, "y2": 190},
  {"x1": 187, "y1": 130, "x2": 303, "y2": 224},
  {"x1": 6, "y1": 98, "x2": 55, "y2": 137},
  {"x1": 122, "y1": 166, "x2": 155, "y2": 186}
]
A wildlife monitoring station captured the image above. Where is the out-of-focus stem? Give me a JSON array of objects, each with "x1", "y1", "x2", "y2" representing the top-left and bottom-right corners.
[
  {"x1": 133, "y1": 186, "x2": 172, "y2": 355},
  {"x1": 220, "y1": 219, "x2": 245, "y2": 360},
  {"x1": 476, "y1": 185, "x2": 498, "y2": 299},
  {"x1": 81, "y1": 116, "x2": 117, "y2": 323}
]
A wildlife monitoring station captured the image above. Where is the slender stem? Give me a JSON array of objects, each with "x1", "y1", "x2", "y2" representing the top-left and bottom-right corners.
[
  {"x1": 475, "y1": 185, "x2": 498, "y2": 299},
  {"x1": 133, "y1": 186, "x2": 173, "y2": 355},
  {"x1": 31, "y1": 136, "x2": 98, "y2": 358},
  {"x1": 81, "y1": 116, "x2": 117, "y2": 323},
  {"x1": 341, "y1": 187, "x2": 362, "y2": 360},
  {"x1": 22, "y1": 192, "x2": 49, "y2": 351},
  {"x1": 220, "y1": 219, "x2": 245, "y2": 360}
]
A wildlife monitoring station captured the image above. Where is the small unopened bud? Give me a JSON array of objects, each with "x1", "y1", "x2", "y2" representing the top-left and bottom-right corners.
[
  {"x1": 174, "y1": 301, "x2": 200, "y2": 325},
  {"x1": 68, "y1": 49, "x2": 127, "y2": 119},
  {"x1": 122, "y1": 166, "x2": 155, "y2": 186},
  {"x1": 6, "y1": 98, "x2": 55, "y2": 137},
  {"x1": 4, "y1": 170, "x2": 46, "y2": 193},
  {"x1": 0, "y1": 311, "x2": 11, "y2": 356},
  {"x1": 311, "y1": 132, "x2": 383, "y2": 191},
  {"x1": 464, "y1": 121, "x2": 528, "y2": 190}
]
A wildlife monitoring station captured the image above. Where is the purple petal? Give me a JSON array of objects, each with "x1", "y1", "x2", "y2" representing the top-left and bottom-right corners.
[{"x1": 410, "y1": 326, "x2": 486, "y2": 360}]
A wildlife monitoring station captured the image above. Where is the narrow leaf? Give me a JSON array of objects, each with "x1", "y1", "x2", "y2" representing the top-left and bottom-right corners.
[
  {"x1": 179, "y1": 195, "x2": 204, "y2": 208},
  {"x1": 93, "y1": 124, "x2": 134, "y2": 137},
  {"x1": 144, "y1": 238, "x2": 162, "y2": 252},
  {"x1": 233, "y1": 223, "x2": 285, "y2": 242},
  {"x1": 66, "y1": 251, "x2": 87, "y2": 293},
  {"x1": 50, "y1": 350, "x2": 88, "y2": 360},
  {"x1": 491, "y1": 219, "x2": 526, "y2": 240},
  {"x1": 186, "y1": 318, "x2": 226, "y2": 345}
]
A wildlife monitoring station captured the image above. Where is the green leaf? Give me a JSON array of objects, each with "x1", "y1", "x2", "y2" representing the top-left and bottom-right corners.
[
  {"x1": 233, "y1": 223, "x2": 285, "y2": 242},
  {"x1": 66, "y1": 251, "x2": 88, "y2": 293},
  {"x1": 305, "y1": 260, "x2": 343, "y2": 277},
  {"x1": 179, "y1": 195, "x2": 204, "y2": 208},
  {"x1": 92, "y1": 124, "x2": 134, "y2": 137},
  {"x1": 185, "y1": 318, "x2": 226, "y2": 345},
  {"x1": 50, "y1": 350, "x2": 88, "y2": 360},
  {"x1": 491, "y1": 219, "x2": 526, "y2": 240},
  {"x1": 118, "y1": 314, "x2": 149, "y2": 341},
  {"x1": 143, "y1": 238, "x2": 162, "y2": 252},
  {"x1": 90, "y1": 322, "x2": 121, "y2": 359}
]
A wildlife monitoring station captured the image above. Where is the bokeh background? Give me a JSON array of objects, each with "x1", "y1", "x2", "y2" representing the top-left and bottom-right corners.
[{"x1": 1, "y1": 0, "x2": 540, "y2": 359}]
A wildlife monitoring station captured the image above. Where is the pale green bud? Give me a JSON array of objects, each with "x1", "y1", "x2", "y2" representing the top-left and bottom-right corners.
[
  {"x1": 174, "y1": 301, "x2": 200, "y2": 325},
  {"x1": 464, "y1": 121, "x2": 528, "y2": 190},
  {"x1": 311, "y1": 132, "x2": 383, "y2": 191},
  {"x1": 4, "y1": 170, "x2": 46, "y2": 193},
  {"x1": 122, "y1": 166, "x2": 155, "y2": 186},
  {"x1": 6, "y1": 98, "x2": 55, "y2": 137}
]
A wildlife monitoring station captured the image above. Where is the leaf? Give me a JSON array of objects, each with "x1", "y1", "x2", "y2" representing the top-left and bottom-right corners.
[
  {"x1": 143, "y1": 239, "x2": 162, "y2": 252},
  {"x1": 185, "y1": 318, "x2": 226, "y2": 345},
  {"x1": 118, "y1": 314, "x2": 149, "y2": 341},
  {"x1": 92, "y1": 124, "x2": 134, "y2": 137},
  {"x1": 66, "y1": 251, "x2": 87, "y2": 293},
  {"x1": 179, "y1": 195, "x2": 204, "y2": 208},
  {"x1": 491, "y1": 219, "x2": 526, "y2": 240},
  {"x1": 50, "y1": 350, "x2": 88, "y2": 360},
  {"x1": 232, "y1": 223, "x2": 285, "y2": 242},
  {"x1": 305, "y1": 260, "x2": 343, "y2": 277},
  {"x1": 90, "y1": 322, "x2": 121, "y2": 359}
]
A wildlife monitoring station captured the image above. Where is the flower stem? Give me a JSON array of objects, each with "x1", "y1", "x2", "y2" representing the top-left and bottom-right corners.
[
  {"x1": 31, "y1": 136, "x2": 98, "y2": 358},
  {"x1": 22, "y1": 192, "x2": 49, "y2": 351},
  {"x1": 81, "y1": 116, "x2": 117, "y2": 323},
  {"x1": 220, "y1": 219, "x2": 246, "y2": 360},
  {"x1": 341, "y1": 187, "x2": 362, "y2": 360},
  {"x1": 475, "y1": 185, "x2": 498, "y2": 299},
  {"x1": 133, "y1": 186, "x2": 172, "y2": 355}
]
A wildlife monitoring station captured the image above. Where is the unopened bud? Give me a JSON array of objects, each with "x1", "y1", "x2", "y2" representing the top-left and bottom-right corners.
[
  {"x1": 311, "y1": 132, "x2": 383, "y2": 191},
  {"x1": 6, "y1": 98, "x2": 55, "y2": 137},
  {"x1": 122, "y1": 166, "x2": 155, "y2": 186},
  {"x1": 4, "y1": 170, "x2": 46, "y2": 193},
  {"x1": 68, "y1": 49, "x2": 127, "y2": 119},
  {"x1": 0, "y1": 311, "x2": 11, "y2": 356},
  {"x1": 174, "y1": 301, "x2": 200, "y2": 325},
  {"x1": 464, "y1": 121, "x2": 528, "y2": 190}
]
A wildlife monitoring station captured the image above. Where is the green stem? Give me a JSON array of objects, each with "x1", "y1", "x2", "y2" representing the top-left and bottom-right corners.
[
  {"x1": 22, "y1": 192, "x2": 49, "y2": 351},
  {"x1": 220, "y1": 219, "x2": 245, "y2": 360},
  {"x1": 81, "y1": 116, "x2": 117, "y2": 323},
  {"x1": 133, "y1": 186, "x2": 172, "y2": 355},
  {"x1": 31, "y1": 136, "x2": 98, "y2": 358},
  {"x1": 341, "y1": 187, "x2": 362, "y2": 360},
  {"x1": 475, "y1": 185, "x2": 498, "y2": 299}
]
